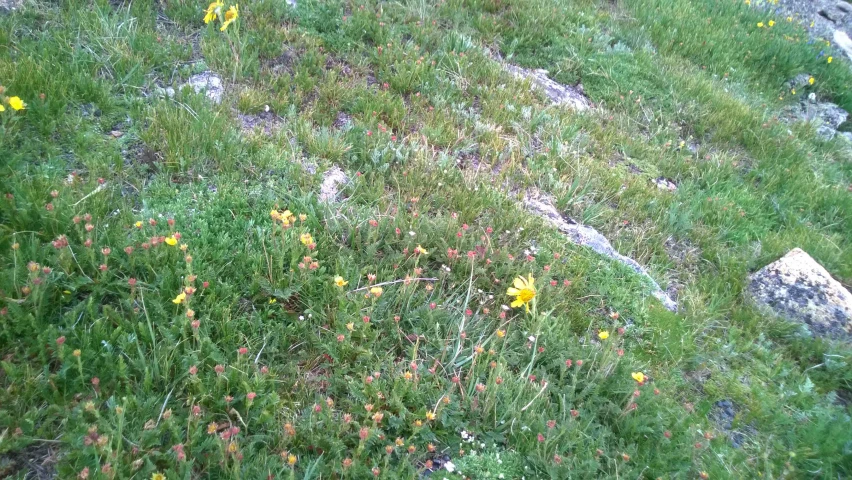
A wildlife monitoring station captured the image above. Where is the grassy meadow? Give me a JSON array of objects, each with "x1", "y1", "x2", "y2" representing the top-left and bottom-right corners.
[{"x1": 1, "y1": 0, "x2": 852, "y2": 478}]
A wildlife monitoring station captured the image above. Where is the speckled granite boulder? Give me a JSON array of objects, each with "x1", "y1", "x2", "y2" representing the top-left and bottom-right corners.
[{"x1": 748, "y1": 248, "x2": 852, "y2": 340}]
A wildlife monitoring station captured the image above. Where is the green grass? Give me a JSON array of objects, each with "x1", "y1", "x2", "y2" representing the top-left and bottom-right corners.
[{"x1": 2, "y1": 0, "x2": 852, "y2": 478}]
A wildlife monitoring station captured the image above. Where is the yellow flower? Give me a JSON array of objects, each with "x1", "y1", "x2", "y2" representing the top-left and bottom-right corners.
[
  {"x1": 269, "y1": 298, "x2": 277, "y2": 304},
  {"x1": 334, "y1": 276, "x2": 348, "y2": 287},
  {"x1": 496, "y1": 329, "x2": 505, "y2": 338},
  {"x1": 270, "y1": 209, "x2": 281, "y2": 221},
  {"x1": 791, "y1": 88, "x2": 796, "y2": 95},
  {"x1": 756, "y1": 22, "x2": 764, "y2": 28},
  {"x1": 0, "y1": 104, "x2": 4, "y2": 112},
  {"x1": 768, "y1": 20, "x2": 775, "y2": 27},
  {"x1": 370, "y1": 286, "x2": 383, "y2": 297},
  {"x1": 808, "y1": 76, "x2": 815, "y2": 85},
  {"x1": 744, "y1": 0, "x2": 750, "y2": 4},
  {"x1": 828, "y1": 56, "x2": 833, "y2": 64},
  {"x1": 404, "y1": 371, "x2": 413, "y2": 380},
  {"x1": 300, "y1": 233, "x2": 313, "y2": 246},
  {"x1": 425, "y1": 411, "x2": 436, "y2": 421},
  {"x1": 172, "y1": 292, "x2": 187, "y2": 304},
  {"x1": 299, "y1": 213, "x2": 307, "y2": 221},
  {"x1": 287, "y1": 453, "x2": 297, "y2": 466},
  {"x1": 220, "y1": 4, "x2": 238, "y2": 31},
  {"x1": 165, "y1": 236, "x2": 177, "y2": 246},
  {"x1": 631, "y1": 372, "x2": 645, "y2": 383},
  {"x1": 152, "y1": 473, "x2": 166, "y2": 480},
  {"x1": 598, "y1": 330, "x2": 610, "y2": 340},
  {"x1": 8, "y1": 96, "x2": 26, "y2": 111},
  {"x1": 346, "y1": 322, "x2": 354, "y2": 331},
  {"x1": 415, "y1": 244, "x2": 428, "y2": 255},
  {"x1": 506, "y1": 274, "x2": 536, "y2": 312},
  {"x1": 204, "y1": 1, "x2": 223, "y2": 24},
  {"x1": 786, "y1": 16, "x2": 792, "y2": 22},
  {"x1": 134, "y1": 221, "x2": 143, "y2": 228}
]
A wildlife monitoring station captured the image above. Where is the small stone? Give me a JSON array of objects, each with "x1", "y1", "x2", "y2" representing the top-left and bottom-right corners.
[
  {"x1": 838, "y1": 1, "x2": 852, "y2": 13},
  {"x1": 747, "y1": 248, "x2": 852, "y2": 341},
  {"x1": 110, "y1": 130, "x2": 124, "y2": 138},
  {"x1": 184, "y1": 72, "x2": 224, "y2": 104},
  {"x1": 653, "y1": 177, "x2": 678, "y2": 191},
  {"x1": 319, "y1": 166, "x2": 349, "y2": 202}
]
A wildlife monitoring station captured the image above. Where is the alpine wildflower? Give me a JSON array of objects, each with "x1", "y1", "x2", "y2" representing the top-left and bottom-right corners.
[
  {"x1": 334, "y1": 276, "x2": 348, "y2": 287},
  {"x1": 165, "y1": 236, "x2": 178, "y2": 246},
  {"x1": 632, "y1": 372, "x2": 646, "y2": 384},
  {"x1": 220, "y1": 4, "x2": 238, "y2": 31},
  {"x1": 507, "y1": 274, "x2": 536, "y2": 312},
  {"x1": 370, "y1": 286, "x2": 383, "y2": 298},
  {"x1": 8, "y1": 96, "x2": 26, "y2": 111},
  {"x1": 598, "y1": 330, "x2": 610, "y2": 340},
  {"x1": 828, "y1": 56, "x2": 833, "y2": 63},
  {"x1": 203, "y1": 1, "x2": 223, "y2": 23},
  {"x1": 152, "y1": 474, "x2": 166, "y2": 480},
  {"x1": 172, "y1": 292, "x2": 187, "y2": 304},
  {"x1": 768, "y1": 20, "x2": 775, "y2": 27},
  {"x1": 808, "y1": 76, "x2": 815, "y2": 85},
  {"x1": 757, "y1": 22, "x2": 764, "y2": 28},
  {"x1": 300, "y1": 233, "x2": 314, "y2": 246}
]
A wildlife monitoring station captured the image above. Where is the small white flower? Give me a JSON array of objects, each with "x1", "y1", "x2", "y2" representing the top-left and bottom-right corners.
[
  {"x1": 499, "y1": 474, "x2": 505, "y2": 479},
  {"x1": 501, "y1": 304, "x2": 510, "y2": 311},
  {"x1": 409, "y1": 231, "x2": 416, "y2": 236},
  {"x1": 299, "y1": 315, "x2": 305, "y2": 321},
  {"x1": 528, "y1": 335, "x2": 536, "y2": 342},
  {"x1": 444, "y1": 461, "x2": 455, "y2": 473}
]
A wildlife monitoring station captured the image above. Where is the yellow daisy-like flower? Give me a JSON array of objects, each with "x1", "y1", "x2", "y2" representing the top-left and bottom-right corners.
[
  {"x1": 165, "y1": 236, "x2": 178, "y2": 246},
  {"x1": 172, "y1": 292, "x2": 187, "y2": 304},
  {"x1": 598, "y1": 330, "x2": 610, "y2": 340},
  {"x1": 287, "y1": 453, "x2": 297, "y2": 466},
  {"x1": 756, "y1": 22, "x2": 764, "y2": 28},
  {"x1": 496, "y1": 329, "x2": 505, "y2": 338},
  {"x1": 134, "y1": 221, "x2": 143, "y2": 228},
  {"x1": 220, "y1": 4, "x2": 239, "y2": 31},
  {"x1": 370, "y1": 286, "x2": 383, "y2": 297},
  {"x1": 334, "y1": 276, "x2": 348, "y2": 287},
  {"x1": 152, "y1": 473, "x2": 166, "y2": 480},
  {"x1": 204, "y1": 1, "x2": 223, "y2": 24},
  {"x1": 300, "y1": 233, "x2": 313, "y2": 246},
  {"x1": 425, "y1": 411, "x2": 436, "y2": 421},
  {"x1": 828, "y1": 56, "x2": 833, "y2": 64},
  {"x1": 631, "y1": 372, "x2": 645, "y2": 383},
  {"x1": 808, "y1": 76, "x2": 815, "y2": 85},
  {"x1": 9, "y1": 96, "x2": 26, "y2": 111},
  {"x1": 768, "y1": 20, "x2": 775, "y2": 27},
  {"x1": 506, "y1": 274, "x2": 536, "y2": 312}
]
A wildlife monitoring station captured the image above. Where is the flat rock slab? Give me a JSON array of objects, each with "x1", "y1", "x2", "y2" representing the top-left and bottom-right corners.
[
  {"x1": 524, "y1": 193, "x2": 677, "y2": 311},
  {"x1": 504, "y1": 64, "x2": 591, "y2": 111},
  {"x1": 319, "y1": 166, "x2": 349, "y2": 202},
  {"x1": 748, "y1": 248, "x2": 852, "y2": 340}
]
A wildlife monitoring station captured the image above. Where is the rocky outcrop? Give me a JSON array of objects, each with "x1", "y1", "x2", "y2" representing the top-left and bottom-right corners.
[
  {"x1": 748, "y1": 248, "x2": 852, "y2": 340},
  {"x1": 504, "y1": 64, "x2": 591, "y2": 111},
  {"x1": 319, "y1": 166, "x2": 349, "y2": 202},
  {"x1": 524, "y1": 192, "x2": 677, "y2": 311}
]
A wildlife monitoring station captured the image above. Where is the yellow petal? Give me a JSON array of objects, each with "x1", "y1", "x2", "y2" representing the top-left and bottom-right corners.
[
  {"x1": 506, "y1": 287, "x2": 520, "y2": 296},
  {"x1": 513, "y1": 277, "x2": 526, "y2": 289},
  {"x1": 510, "y1": 298, "x2": 524, "y2": 308}
]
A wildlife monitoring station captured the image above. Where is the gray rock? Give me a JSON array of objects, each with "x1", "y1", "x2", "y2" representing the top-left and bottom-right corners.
[
  {"x1": 780, "y1": 95, "x2": 849, "y2": 140},
  {"x1": 504, "y1": 64, "x2": 591, "y2": 111},
  {"x1": 653, "y1": 177, "x2": 678, "y2": 192},
  {"x1": 820, "y1": 6, "x2": 846, "y2": 22},
  {"x1": 0, "y1": 0, "x2": 23, "y2": 13},
  {"x1": 319, "y1": 166, "x2": 349, "y2": 202},
  {"x1": 835, "y1": 30, "x2": 852, "y2": 61},
  {"x1": 748, "y1": 248, "x2": 852, "y2": 340},
  {"x1": 838, "y1": 1, "x2": 852, "y2": 13},
  {"x1": 524, "y1": 192, "x2": 677, "y2": 311},
  {"x1": 184, "y1": 72, "x2": 224, "y2": 104}
]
